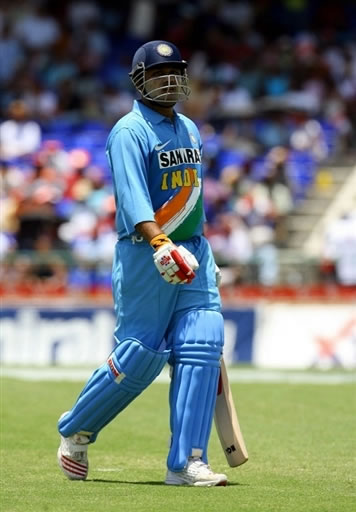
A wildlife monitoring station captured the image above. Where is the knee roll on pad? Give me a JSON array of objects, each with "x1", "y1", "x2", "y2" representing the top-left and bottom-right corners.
[
  {"x1": 58, "y1": 339, "x2": 170, "y2": 439},
  {"x1": 167, "y1": 310, "x2": 224, "y2": 471}
]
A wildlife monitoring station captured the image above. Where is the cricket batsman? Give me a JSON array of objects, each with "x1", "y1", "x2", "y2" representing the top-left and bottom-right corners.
[{"x1": 57, "y1": 40, "x2": 228, "y2": 487}]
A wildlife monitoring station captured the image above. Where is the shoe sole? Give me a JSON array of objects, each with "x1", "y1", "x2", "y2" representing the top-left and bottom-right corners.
[{"x1": 165, "y1": 478, "x2": 228, "y2": 487}]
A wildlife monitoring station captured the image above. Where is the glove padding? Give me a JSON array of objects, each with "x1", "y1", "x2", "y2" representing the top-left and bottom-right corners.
[{"x1": 153, "y1": 243, "x2": 199, "y2": 284}]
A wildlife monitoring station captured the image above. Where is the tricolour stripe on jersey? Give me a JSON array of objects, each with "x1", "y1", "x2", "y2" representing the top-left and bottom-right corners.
[
  {"x1": 158, "y1": 181, "x2": 201, "y2": 236},
  {"x1": 155, "y1": 168, "x2": 201, "y2": 236}
]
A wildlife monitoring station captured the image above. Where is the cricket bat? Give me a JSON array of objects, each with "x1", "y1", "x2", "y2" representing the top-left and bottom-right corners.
[{"x1": 214, "y1": 358, "x2": 248, "y2": 467}]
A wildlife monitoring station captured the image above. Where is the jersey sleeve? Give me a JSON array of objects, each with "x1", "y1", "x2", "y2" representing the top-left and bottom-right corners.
[{"x1": 106, "y1": 127, "x2": 155, "y2": 234}]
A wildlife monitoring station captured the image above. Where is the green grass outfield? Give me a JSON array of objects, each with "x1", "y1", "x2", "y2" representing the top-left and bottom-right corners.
[{"x1": 1, "y1": 370, "x2": 355, "y2": 512}]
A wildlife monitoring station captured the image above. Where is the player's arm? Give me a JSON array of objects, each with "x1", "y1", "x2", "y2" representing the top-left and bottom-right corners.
[
  {"x1": 108, "y1": 128, "x2": 198, "y2": 285},
  {"x1": 136, "y1": 221, "x2": 199, "y2": 285},
  {"x1": 135, "y1": 220, "x2": 163, "y2": 242},
  {"x1": 107, "y1": 127, "x2": 156, "y2": 232}
]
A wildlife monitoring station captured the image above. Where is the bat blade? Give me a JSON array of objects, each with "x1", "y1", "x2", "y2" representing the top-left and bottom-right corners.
[{"x1": 214, "y1": 358, "x2": 248, "y2": 467}]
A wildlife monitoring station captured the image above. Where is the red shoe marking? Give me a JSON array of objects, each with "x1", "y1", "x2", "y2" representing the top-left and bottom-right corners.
[
  {"x1": 61, "y1": 464, "x2": 87, "y2": 477},
  {"x1": 61, "y1": 454, "x2": 87, "y2": 470},
  {"x1": 61, "y1": 461, "x2": 87, "y2": 477},
  {"x1": 61, "y1": 455, "x2": 87, "y2": 476}
]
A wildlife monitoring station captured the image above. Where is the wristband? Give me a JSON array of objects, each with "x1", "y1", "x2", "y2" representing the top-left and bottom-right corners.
[{"x1": 150, "y1": 233, "x2": 172, "y2": 251}]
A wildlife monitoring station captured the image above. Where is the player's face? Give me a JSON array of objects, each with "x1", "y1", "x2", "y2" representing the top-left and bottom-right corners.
[{"x1": 144, "y1": 65, "x2": 189, "y2": 105}]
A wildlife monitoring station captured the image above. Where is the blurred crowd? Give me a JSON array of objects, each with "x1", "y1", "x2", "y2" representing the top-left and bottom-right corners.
[{"x1": 1, "y1": 0, "x2": 356, "y2": 293}]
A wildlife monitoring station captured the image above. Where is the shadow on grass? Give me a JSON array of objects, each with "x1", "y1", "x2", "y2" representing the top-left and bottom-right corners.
[{"x1": 88, "y1": 479, "x2": 246, "y2": 487}]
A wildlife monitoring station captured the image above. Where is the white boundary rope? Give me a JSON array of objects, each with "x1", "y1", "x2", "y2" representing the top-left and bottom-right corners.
[{"x1": 1, "y1": 366, "x2": 355, "y2": 384}]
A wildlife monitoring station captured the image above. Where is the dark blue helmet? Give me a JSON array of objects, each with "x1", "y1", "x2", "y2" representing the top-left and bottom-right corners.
[
  {"x1": 129, "y1": 40, "x2": 190, "y2": 105},
  {"x1": 130, "y1": 40, "x2": 188, "y2": 74}
]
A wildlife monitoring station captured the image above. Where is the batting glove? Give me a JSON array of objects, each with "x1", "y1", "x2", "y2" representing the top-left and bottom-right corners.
[{"x1": 151, "y1": 234, "x2": 199, "y2": 285}]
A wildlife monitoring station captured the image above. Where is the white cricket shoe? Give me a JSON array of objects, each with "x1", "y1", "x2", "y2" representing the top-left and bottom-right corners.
[
  {"x1": 57, "y1": 413, "x2": 89, "y2": 480},
  {"x1": 165, "y1": 457, "x2": 228, "y2": 487}
]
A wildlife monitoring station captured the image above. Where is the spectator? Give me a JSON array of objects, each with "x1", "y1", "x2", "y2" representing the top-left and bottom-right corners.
[
  {"x1": 0, "y1": 99, "x2": 41, "y2": 160},
  {"x1": 0, "y1": 19, "x2": 25, "y2": 86},
  {"x1": 22, "y1": 80, "x2": 58, "y2": 121},
  {"x1": 0, "y1": 1, "x2": 355, "y2": 292},
  {"x1": 321, "y1": 210, "x2": 356, "y2": 287},
  {"x1": 13, "y1": 4, "x2": 61, "y2": 51}
]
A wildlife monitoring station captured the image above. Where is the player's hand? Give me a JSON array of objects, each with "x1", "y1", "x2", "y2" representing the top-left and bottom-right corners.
[{"x1": 151, "y1": 236, "x2": 199, "y2": 285}]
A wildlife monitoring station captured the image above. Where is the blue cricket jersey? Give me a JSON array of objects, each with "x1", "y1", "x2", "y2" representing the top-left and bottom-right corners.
[{"x1": 106, "y1": 100, "x2": 205, "y2": 241}]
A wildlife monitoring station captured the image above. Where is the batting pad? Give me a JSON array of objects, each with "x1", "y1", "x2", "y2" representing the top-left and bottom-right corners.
[
  {"x1": 58, "y1": 339, "x2": 170, "y2": 440},
  {"x1": 167, "y1": 310, "x2": 224, "y2": 471}
]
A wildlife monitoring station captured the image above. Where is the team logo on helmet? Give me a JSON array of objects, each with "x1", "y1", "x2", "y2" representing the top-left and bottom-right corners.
[{"x1": 157, "y1": 43, "x2": 173, "y2": 57}]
